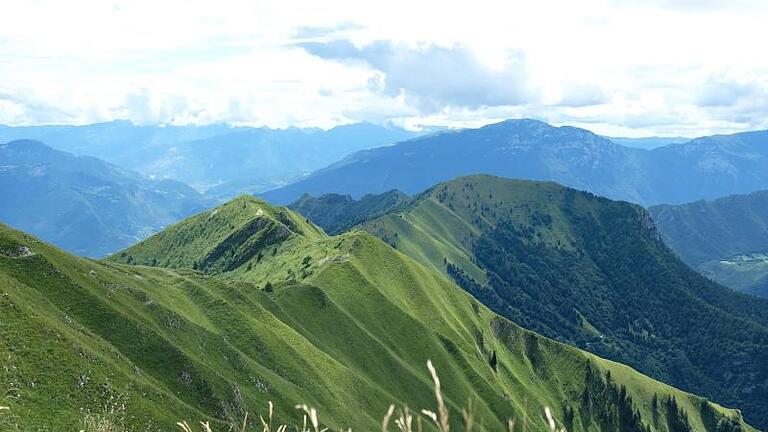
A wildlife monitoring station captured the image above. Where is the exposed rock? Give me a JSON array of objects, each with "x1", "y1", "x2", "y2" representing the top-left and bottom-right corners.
[{"x1": 0, "y1": 245, "x2": 35, "y2": 258}]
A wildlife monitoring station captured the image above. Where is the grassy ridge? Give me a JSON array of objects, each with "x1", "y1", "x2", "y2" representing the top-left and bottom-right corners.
[
  {"x1": 359, "y1": 175, "x2": 768, "y2": 429},
  {"x1": 0, "y1": 196, "x2": 755, "y2": 431},
  {"x1": 107, "y1": 195, "x2": 325, "y2": 271}
]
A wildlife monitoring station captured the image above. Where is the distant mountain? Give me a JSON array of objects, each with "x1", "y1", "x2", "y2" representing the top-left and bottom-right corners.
[
  {"x1": 0, "y1": 139, "x2": 209, "y2": 257},
  {"x1": 607, "y1": 136, "x2": 690, "y2": 150},
  {"x1": 263, "y1": 119, "x2": 645, "y2": 204},
  {"x1": 0, "y1": 120, "x2": 233, "y2": 166},
  {"x1": 288, "y1": 190, "x2": 411, "y2": 234},
  {"x1": 646, "y1": 131, "x2": 768, "y2": 204},
  {"x1": 752, "y1": 277, "x2": 768, "y2": 298},
  {"x1": 0, "y1": 121, "x2": 424, "y2": 195},
  {"x1": 262, "y1": 119, "x2": 768, "y2": 206},
  {"x1": 649, "y1": 190, "x2": 768, "y2": 297},
  {"x1": 164, "y1": 123, "x2": 422, "y2": 195},
  {"x1": 355, "y1": 175, "x2": 768, "y2": 428}
]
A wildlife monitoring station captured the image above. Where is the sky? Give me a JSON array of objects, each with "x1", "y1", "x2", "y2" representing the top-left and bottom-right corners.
[{"x1": 1, "y1": 0, "x2": 767, "y2": 136}]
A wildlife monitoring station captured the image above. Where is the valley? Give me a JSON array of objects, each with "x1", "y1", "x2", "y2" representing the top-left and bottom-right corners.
[{"x1": 650, "y1": 190, "x2": 768, "y2": 298}]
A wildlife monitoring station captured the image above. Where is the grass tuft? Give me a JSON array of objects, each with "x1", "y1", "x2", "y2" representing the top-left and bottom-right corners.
[{"x1": 79, "y1": 394, "x2": 130, "y2": 432}]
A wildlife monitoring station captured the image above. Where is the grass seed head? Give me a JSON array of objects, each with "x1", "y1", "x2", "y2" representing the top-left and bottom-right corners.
[
  {"x1": 177, "y1": 421, "x2": 194, "y2": 432},
  {"x1": 426, "y1": 360, "x2": 450, "y2": 432},
  {"x1": 382, "y1": 404, "x2": 396, "y2": 432}
]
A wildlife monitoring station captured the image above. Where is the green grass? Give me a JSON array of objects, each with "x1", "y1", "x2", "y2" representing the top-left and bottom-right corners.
[
  {"x1": 106, "y1": 195, "x2": 324, "y2": 272},
  {"x1": 356, "y1": 174, "x2": 768, "y2": 429},
  {"x1": 0, "y1": 193, "x2": 756, "y2": 431}
]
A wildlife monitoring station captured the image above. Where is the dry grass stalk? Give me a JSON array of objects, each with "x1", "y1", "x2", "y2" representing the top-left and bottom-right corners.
[
  {"x1": 259, "y1": 401, "x2": 288, "y2": 432},
  {"x1": 394, "y1": 407, "x2": 414, "y2": 432},
  {"x1": 177, "y1": 421, "x2": 195, "y2": 432},
  {"x1": 543, "y1": 407, "x2": 565, "y2": 432},
  {"x1": 461, "y1": 398, "x2": 475, "y2": 432},
  {"x1": 295, "y1": 404, "x2": 327, "y2": 432},
  {"x1": 424, "y1": 360, "x2": 450, "y2": 432},
  {"x1": 241, "y1": 412, "x2": 249, "y2": 432},
  {"x1": 382, "y1": 404, "x2": 396, "y2": 432}
]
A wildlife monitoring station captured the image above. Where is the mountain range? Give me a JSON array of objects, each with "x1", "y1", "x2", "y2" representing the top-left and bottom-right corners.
[
  {"x1": 649, "y1": 190, "x2": 768, "y2": 298},
  {"x1": 5, "y1": 118, "x2": 768, "y2": 259},
  {"x1": 0, "y1": 121, "x2": 423, "y2": 195},
  {"x1": 262, "y1": 119, "x2": 768, "y2": 207},
  {"x1": 0, "y1": 121, "x2": 420, "y2": 256},
  {"x1": 0, "y1": 139, "x2": 209, "y2": 257},
  {"x1": 291, "y1": 175, "x2": 768, "y2": 428},
  {"x1": 606, "y1": 136, "x2": 690, "y2": 150},
  {"x1": 0, "y1": 192, "x2": 754, "y2": 431},
  {"x1": 3, "y1": 118, "x2": 768, "y2": 429}
]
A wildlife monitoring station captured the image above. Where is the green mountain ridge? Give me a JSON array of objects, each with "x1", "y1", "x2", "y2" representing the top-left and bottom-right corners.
[
  {"x1": 353, "y1": 175, "x2": 768, "y2": 429},
  {"x1": 108, "y1": 195, "x2": 325, "y2": 273},
  {"x1": 0, "y1": 195, "x2": 753, "y2": 431}
]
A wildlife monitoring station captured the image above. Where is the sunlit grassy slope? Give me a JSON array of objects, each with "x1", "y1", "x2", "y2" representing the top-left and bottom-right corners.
[
  {"x1": 359, "y1": 174, "x2": 768, "y2": 429},
  {"x1": 0, "y1": 195, "x2": 754, "y2": 431}
]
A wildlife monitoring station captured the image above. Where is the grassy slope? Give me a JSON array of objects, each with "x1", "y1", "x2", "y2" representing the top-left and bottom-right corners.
[
  {"x1": 359, "y1": 175, "x2": 768, "y2": 429},
  {"x1": 361, "y1": 180, "x2": 576, "y2": 283},
  {"x1": 0, "y1": 197, "x2": 754, "y2": 431},
  {"x1": 107, "y1": 195, "x2": 325, "y2": 272}
]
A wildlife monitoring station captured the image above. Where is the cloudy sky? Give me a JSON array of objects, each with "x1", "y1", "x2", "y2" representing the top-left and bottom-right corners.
[{"x1": 1, "y1": 0, "x2": 767, "y2": 136}]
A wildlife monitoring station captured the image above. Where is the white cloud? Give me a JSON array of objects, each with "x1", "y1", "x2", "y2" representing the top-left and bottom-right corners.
[
  {"x1": 299, "y1": 40, "x2": 534, "y2": 112},
  {"x1": 0, "y1": 0, "x2": 767, "y2": 135}
]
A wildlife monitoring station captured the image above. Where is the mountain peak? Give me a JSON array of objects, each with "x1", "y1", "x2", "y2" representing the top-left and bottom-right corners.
[
  {"x1": 1, "y1": 139, "x2": 55, "y2": 154},
  {"x1": 488, "y1": 118, "x2": 552, "y2": 128},
  {"x1": 108, "y1": 195, "x2": 325, "y2": 273}
]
